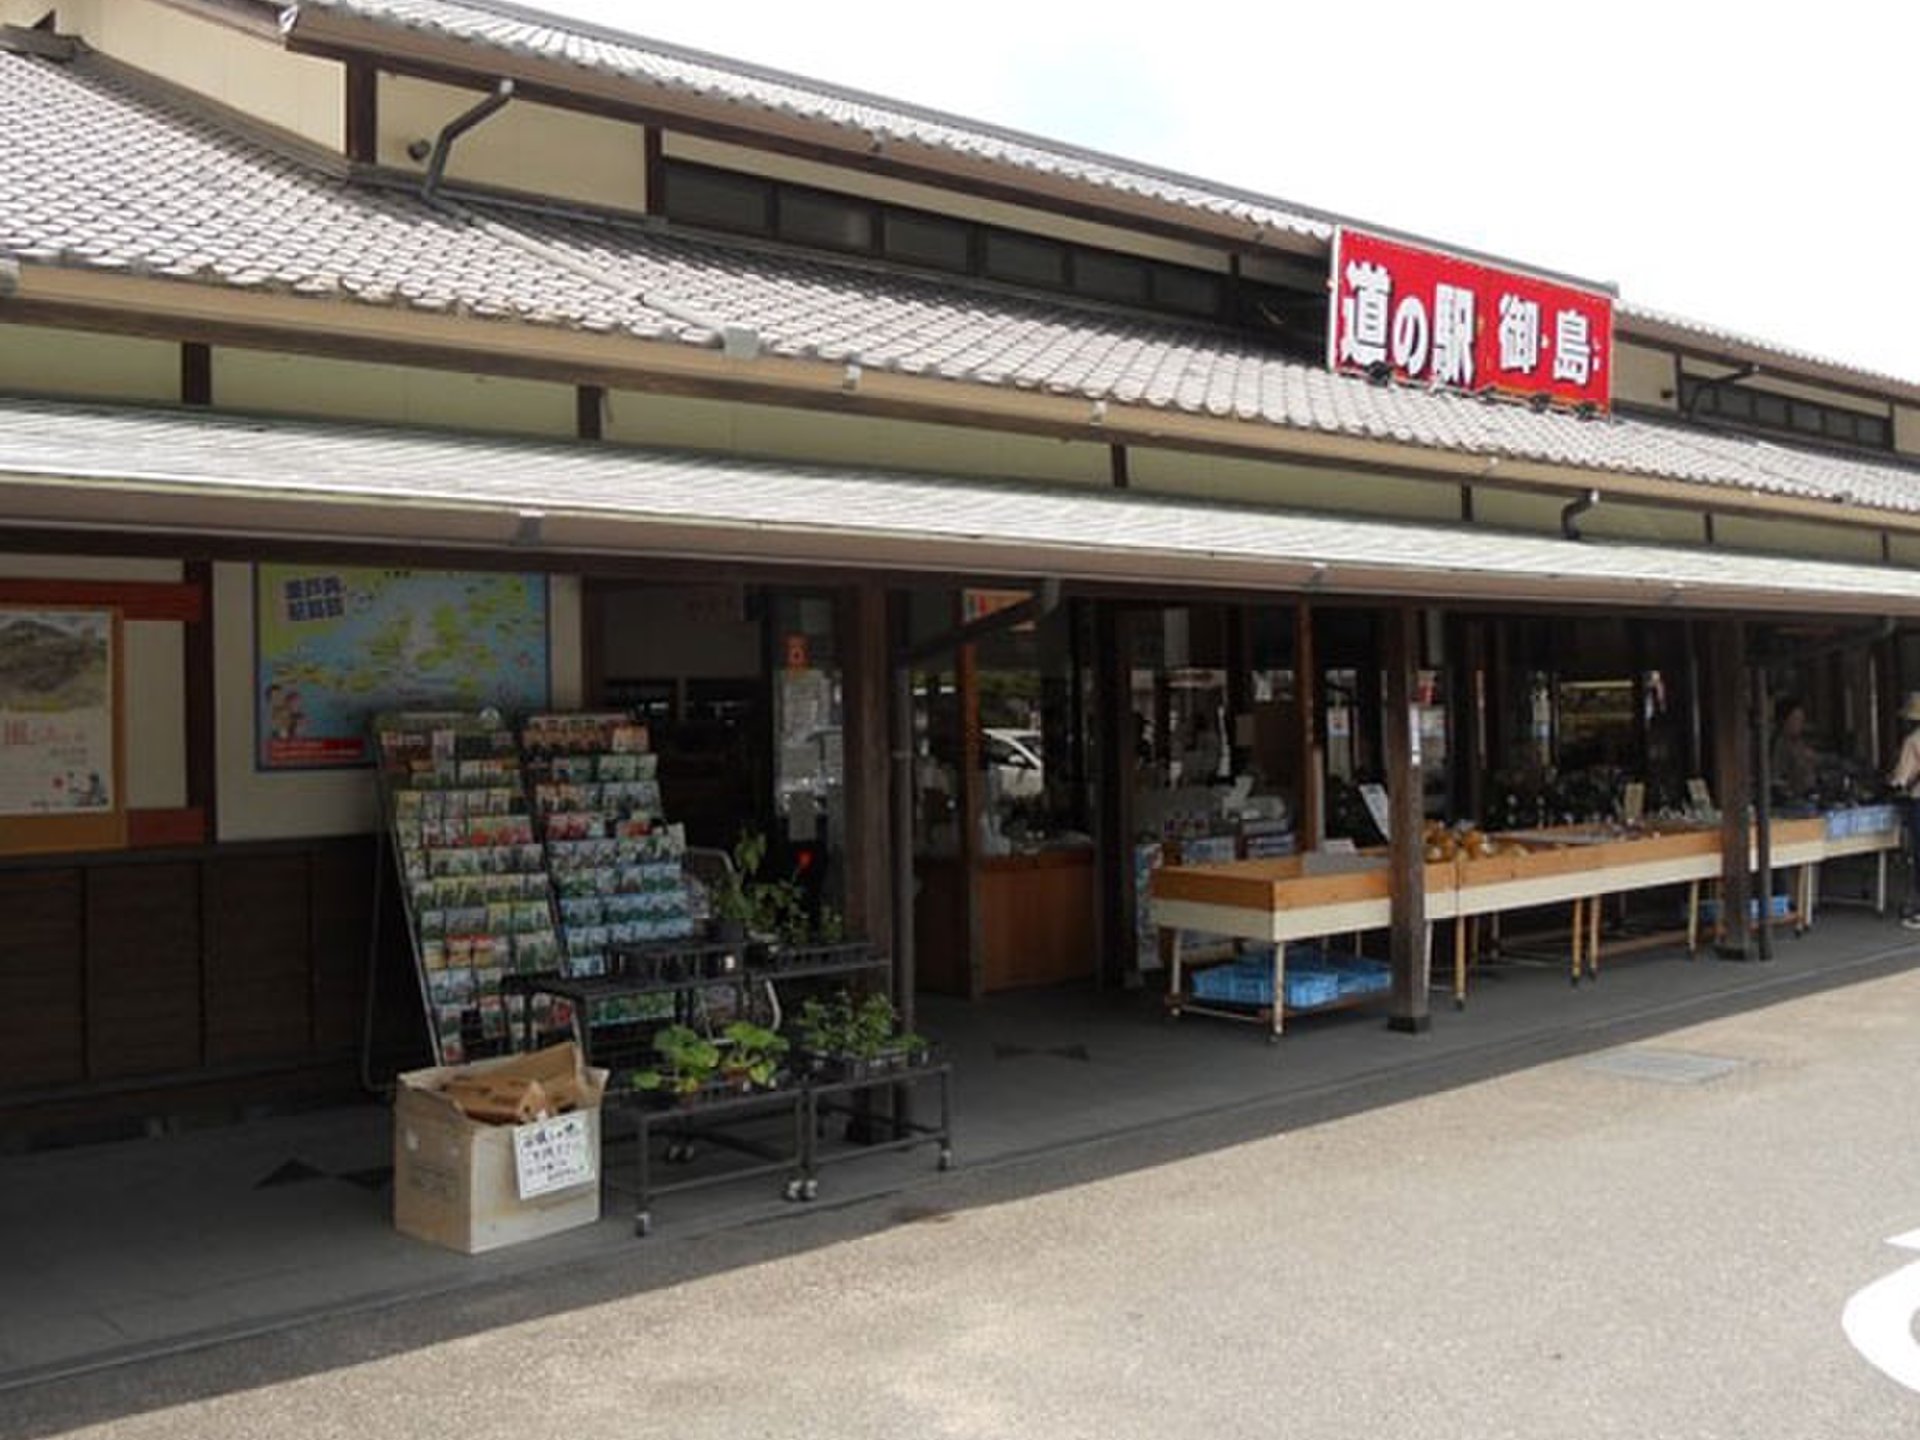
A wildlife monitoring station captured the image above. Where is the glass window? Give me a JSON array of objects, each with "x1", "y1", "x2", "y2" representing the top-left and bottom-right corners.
[
  {"x1": 1151, "y1": 265, "x2": 1224, "y2": 317},
  {"x1": 983, "y1": 230, "x2": 1067, "y2": 287},
  {"x1": 1716, "y1": 385, "x2": 1754, "y2": 420},
  {"x1": 1754, "y1": 391, "x2": 1789, "y2": 428},
  {"x1": 883, "y1": 210, "x2": 971, "y2": 272},
  {"x1": 1823, "y1": 409, "x2": 1860, "y2": 442},
  {"x1": 1858, "y1": 414, "x2": 1891, "y2": 448},
  {"x1": 662, "y1": 165, "x2": 772, "y2": 235},
  {"x1": 1073, "y1": 251, "x2": 1149, "y2": 304},
  {"x1": 778, "y1": 188, "x2": 874, "y2": 253},
  {"x1": 1790, "y1": 400, "x2": 1825, "y2": 435}
]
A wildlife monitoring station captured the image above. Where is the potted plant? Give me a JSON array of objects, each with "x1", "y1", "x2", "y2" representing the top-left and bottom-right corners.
[
  {"x1": 632, "y1": 1023, "x2": 721, "y2": 1104},
  {"x1": 718, "y1": 1019, "x2": 789, "y2": 1092}
]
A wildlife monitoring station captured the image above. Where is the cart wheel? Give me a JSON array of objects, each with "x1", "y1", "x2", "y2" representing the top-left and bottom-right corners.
[
  {"x1": 665, "y1": 1141, "x2": 692, "y2": 1164},
  {"x1": 802, "y1": 1179, "x2": 819, "y2": 1201},
  {"x1": 782, "y1": 1178, "x2": 806, "y2": 1202},
  {"x1": 1454, "y1": 997, "x2": 1465, "y2": 1011},
  {"x1": 937, "y1": 1148, "x2": 954, "y2": 1172},
  {"x1": 1265, "y1": 1032, "x2": 1281, "y2": 1046},
  {"x1": 635, "y1": 1212, "x2": 652, "y2": 1238}
]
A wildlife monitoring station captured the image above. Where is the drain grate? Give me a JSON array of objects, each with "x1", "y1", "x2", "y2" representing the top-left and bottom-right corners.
[{"x1": 1578, "y1": 1048, "x2": 1745, "y2": 1085}]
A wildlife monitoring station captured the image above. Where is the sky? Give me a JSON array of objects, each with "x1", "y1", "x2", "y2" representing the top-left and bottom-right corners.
[{"x1": 526, "y1": 0, "x2": 1919, "y2": 381}]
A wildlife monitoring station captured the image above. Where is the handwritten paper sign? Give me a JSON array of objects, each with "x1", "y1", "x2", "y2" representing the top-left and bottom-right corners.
[{"x1": 512, "y1": 1112, "x2": 596, "y2": 1200}]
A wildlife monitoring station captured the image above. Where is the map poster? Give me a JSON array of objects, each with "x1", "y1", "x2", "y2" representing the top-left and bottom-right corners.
[
  {"x1": 0, "y1": 608, "x2": 117, "y2": 818},
  {"x1": 255, "y1": 565, "x2": 550, "y2": 770}
]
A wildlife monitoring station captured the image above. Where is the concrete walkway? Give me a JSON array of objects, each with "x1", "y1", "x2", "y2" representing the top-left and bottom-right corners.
[{"x1": 3, "y1": 901, "x2": 1915, "y2": 1393}]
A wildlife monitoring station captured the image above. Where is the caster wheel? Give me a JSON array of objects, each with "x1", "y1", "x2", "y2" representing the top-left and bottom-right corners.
[
  {"x1": 666, "y1": 1141, "x2": 696, "y2": 1164},
  {"x1": 937, "y1": 1148, "x2": 954, "y2": 1172},
  {"x1": 802, "y1": 1179, "x2": 819, "y2": 1201},
  {"x1": 1454, "y1": 998, "x2": 1465, "y2": 1011},
  {"x1": 1265, "y1": 1033, "x2": 1281, "y2": 1047},
  {"x1": 782, "y1": 1179, "x2": 804, "y2": 1202},
  {"x1": 635, "y1": 1213, "x2": 652, "y2": 1238}
]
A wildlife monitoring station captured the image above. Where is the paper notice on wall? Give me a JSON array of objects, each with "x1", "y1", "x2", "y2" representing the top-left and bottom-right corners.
[
  {"x1": 0, "y1": 609, "x2": 115, "y2": 817},
  {"x1": 513, "y1": 1111, "x2": 596, "y2": 1200}
]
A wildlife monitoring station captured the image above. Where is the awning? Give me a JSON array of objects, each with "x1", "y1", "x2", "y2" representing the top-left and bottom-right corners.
[{"x1": 2, "y1": 395, "x2": 1918, "y2": 617}]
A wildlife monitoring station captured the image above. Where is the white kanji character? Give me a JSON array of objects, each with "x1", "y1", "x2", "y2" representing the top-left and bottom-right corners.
[
  {"x1": 1498, "y1": 294, "x2": 1540, "y2": 373},
  {"x1": 1340, "y1": 260, "x2": 1391, "y2": 367},
  {"x1": 1432, "y1": 283, "x2": 1475, "y2": 387},
  {"x1": 1391, "y1": 294, "x2": 1430, "y2": 377},
  {"x1": 1552, "y1": 309, "x2": 1592, "y2": 385}
]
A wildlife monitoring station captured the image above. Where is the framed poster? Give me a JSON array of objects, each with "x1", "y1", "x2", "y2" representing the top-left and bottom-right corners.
[
  {"x1": 254, "y1": 565, "x2": 550, "y2": 770},
  {"x1": 0, "y1": 606, "x2": 126, "y2": 855}
]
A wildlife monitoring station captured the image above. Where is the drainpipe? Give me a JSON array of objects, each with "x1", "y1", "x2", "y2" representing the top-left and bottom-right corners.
[
  {"x1": 419, "y1": 79, "x2": 515, "y2": 208},
  {"x1": 1560, "y1": 488, "x2": 1600, "y2": 541}
]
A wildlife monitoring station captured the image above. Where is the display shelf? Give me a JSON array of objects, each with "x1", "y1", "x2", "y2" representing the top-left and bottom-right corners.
[{"x1": 373, "y1": 710, "x2": 560, "y2": 1066}]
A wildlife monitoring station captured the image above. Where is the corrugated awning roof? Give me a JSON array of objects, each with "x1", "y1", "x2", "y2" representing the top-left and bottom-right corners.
[{"x1": 3, "y1": 395, "x2": 1919, "y2": 618}]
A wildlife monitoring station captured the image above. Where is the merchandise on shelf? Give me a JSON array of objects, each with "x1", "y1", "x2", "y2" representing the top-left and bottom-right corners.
[
  {"x1": 520, "y1": 712, "x2": 697, "y2": 1028},
  {"x1": 375, "y1": 711, "x2": 563, "y2": 1066}
]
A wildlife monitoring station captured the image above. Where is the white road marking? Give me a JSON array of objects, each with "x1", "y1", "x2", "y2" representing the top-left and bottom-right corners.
[{"x1": 1843, "y1": 1228, "x2": 1920, "y2": 1393}]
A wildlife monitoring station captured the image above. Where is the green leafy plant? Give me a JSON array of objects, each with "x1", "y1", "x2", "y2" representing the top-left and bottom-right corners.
[
  {"x1": 634, "y1": 1023, "x2": 721, "y2": 1097},
  {"x1": 791, "y1": 990, "x2": 925, "y2": 1071},
  {"x1": 719, "y1": 1019, "x2": 789, "y2": 1089},
  {"x1": 710, "y1": 827, "x2": 810, "y2": 943}
]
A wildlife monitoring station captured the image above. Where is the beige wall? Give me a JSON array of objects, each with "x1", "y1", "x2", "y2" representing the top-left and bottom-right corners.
[
  {"x1": 0, "y1": 552, "x2": 187, "y2": 810},
  {"x1": 1467, "y1": 487, "x2": 1567, "y2": 535},
  {"x1": 379, "y1": 74, "x2": 647, "y2": 214},
  {"x1": 664, "y1": 133, "x2": 1232, "y2": 272},
  {"x1": 1128, "y1": 449, "x2": 1462, "y2": 520},
  {"x1": 0, "y1": 324, "x2": 179, "y2": 404},
  {"x1": 1710, "y1": 514, "x2": 1885, "y2": 563},
  {"x1": 1577, "y1": 501, "x2": 1707, "y2": 546},
  {"x1": 215, "y1": 563, "x2": 582, "y2": 842},
  {"x1": 212, "y1": 350, "x2": 576, "y2": 437},
  {"x1": 1612, "y1": 342, "x2": 1677, "y2": 411},
  {"x1": 603, "y1": 389, "x2": 1112, "y2": 486},
  {"x1": 1896, "y1": 406, "x2": 1920, "y2": 457},
  {"x1": 28, "y1": 0, "x2": 343, "y2": 151}
]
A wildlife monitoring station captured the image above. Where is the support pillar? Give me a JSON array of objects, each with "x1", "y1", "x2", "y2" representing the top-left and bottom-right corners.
[
  {"x1": 837, "y1": 581, "x2": 894, "y2": 960},
  {"x1": 1385, "y1": 606, "x2": 1430, "y2": 1033},
  {"x1": 1709, "y1": 620, "x2": 1754, "y2": 960}
]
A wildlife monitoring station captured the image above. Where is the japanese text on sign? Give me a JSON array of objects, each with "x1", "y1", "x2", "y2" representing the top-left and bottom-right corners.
[
  {"x1": 1329, "y1": 228, "x2": 1612, "y2": 411},
  {"x1": 512, "y1": 1111, "x2": 596, "y2": 1200}
]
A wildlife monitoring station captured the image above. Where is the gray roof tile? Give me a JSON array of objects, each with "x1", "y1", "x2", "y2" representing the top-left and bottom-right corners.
[
  {"x1": 282, "y1": 0, "x2": 1333, "y2": 245},
  {"x1": 6, "y1": 45, "x2": 1920, "y2": 522},
  {"x1": 1, "y1": 392, "x2": 1915, "y2": 615}
]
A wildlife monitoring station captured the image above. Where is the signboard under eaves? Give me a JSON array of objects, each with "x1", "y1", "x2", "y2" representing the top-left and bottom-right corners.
[{"x1": 1327, "y1": 228, "x2": 1614, "y2": 412}]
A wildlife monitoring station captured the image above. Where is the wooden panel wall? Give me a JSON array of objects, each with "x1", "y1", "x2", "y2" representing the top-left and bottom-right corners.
[{"x1": 0, "y1": 837, "x2": 392, "y2": 1134}]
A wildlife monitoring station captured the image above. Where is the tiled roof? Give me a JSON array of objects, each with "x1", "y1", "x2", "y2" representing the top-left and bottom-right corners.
[
  {"x1": 1617, "y1": 301, "x2": 1920, "y2": 396},
  {"x1": 6, "y1": 45, "x2": 1920, "y2": 522},
  {"x1": 4, "y1": 393, "x2": 1917, "y2": 614},
  {"x1": 277, "y1": 0, "x2": 1334, "y2": 244},
  {"x1": 0, "y1": 47, "x2": 691, "y2": 336}
]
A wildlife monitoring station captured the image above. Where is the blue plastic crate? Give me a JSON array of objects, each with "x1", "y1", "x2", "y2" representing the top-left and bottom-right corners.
[
  {"x1": 1697, "y1": 893, "x2": 1793, "y2": 924},
  {"x1": 1283, "y1": 968, "x2": 1341, "y2": 1009},
  {"x1": 1192, "y1": 960, "x2": 1273, "y2": 1006}
]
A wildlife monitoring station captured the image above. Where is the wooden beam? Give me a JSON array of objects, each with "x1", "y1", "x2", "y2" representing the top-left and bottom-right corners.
[
  {"x1": 837, "y1": 580, "x2": 894, "y2": 957},
  {"x1": 1294, "y1": 601, "x2": 1320, "y2": 850},
  {"x1": 344, "y1": 60, "x2": 378, "y2": 165},
  {"x1": 0, "y1": 578, "x2": 204, "y2": 622},
  {"x1": 1709, "y1": 619, "x2": 1754, "y2": 958},
  {"x1": 1384, "y1": 605, "x2": 1429, "y2": 1032},
  {"x1": 182, "y1": 560, "x2": 216, "y2": 826},
  {"x1": 957, "y1": 637, "x2": 983, "y2": 1000},
  {"x1": 1095, "y1": 601, "x2": 1132, "y2": 986}
]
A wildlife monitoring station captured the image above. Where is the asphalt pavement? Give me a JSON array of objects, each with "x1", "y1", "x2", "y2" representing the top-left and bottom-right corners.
[{"x1": 10, "y1": 960, "x2": 1920, "y2": 1438}]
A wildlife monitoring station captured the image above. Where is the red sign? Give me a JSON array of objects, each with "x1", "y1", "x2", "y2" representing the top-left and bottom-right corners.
[{"x1": 1327, "y1": 228, "x2": 1613, "y2": 411}]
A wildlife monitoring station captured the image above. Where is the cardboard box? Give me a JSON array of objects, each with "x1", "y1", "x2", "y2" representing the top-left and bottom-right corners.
[{"x1": 393, "y1": 1042, "x2": 609, "y2": 1254}]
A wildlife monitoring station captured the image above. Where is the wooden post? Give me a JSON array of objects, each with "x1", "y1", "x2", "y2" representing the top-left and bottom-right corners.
[
  {"x1": 1709, "y1": 620, "x2": 1754, "y2": 959},
  {"x1": 1294, "y1": 602, "x2": 1321, "y2": 851},
  {"x1": 837, "y1": 582, "x2": 894, "y2": 959},
  {"x1": 1385, "y1": 606, "x2": 1430, "y2": 1033},
  {"x1": 1752, "y1": 663, "x2": 1774, "y2": 961},
  {"x1": 1095, "y1": 602, "x2": 1134, "y2": 987},
  {"x1": 957, "y1": 638, "x2": 984, "y2": 999}
]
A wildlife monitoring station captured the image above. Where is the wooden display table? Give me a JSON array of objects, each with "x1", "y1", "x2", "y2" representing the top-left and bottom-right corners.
[
  {"x1": 1151, "y1": 814, "x2": 1903, "y2": 1030},
  {"x1": 1152, "y1": 853, "x2": 1456, "y2": 1039}
]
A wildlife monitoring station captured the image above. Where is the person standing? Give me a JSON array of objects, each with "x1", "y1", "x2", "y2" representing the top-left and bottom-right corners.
[
  {"x1": 1887, "y1": 693, "x2": 1920, "y2": 928},
  {"x1": 1770, "y1": 696, "x2": 1819, "y2": 803}
]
